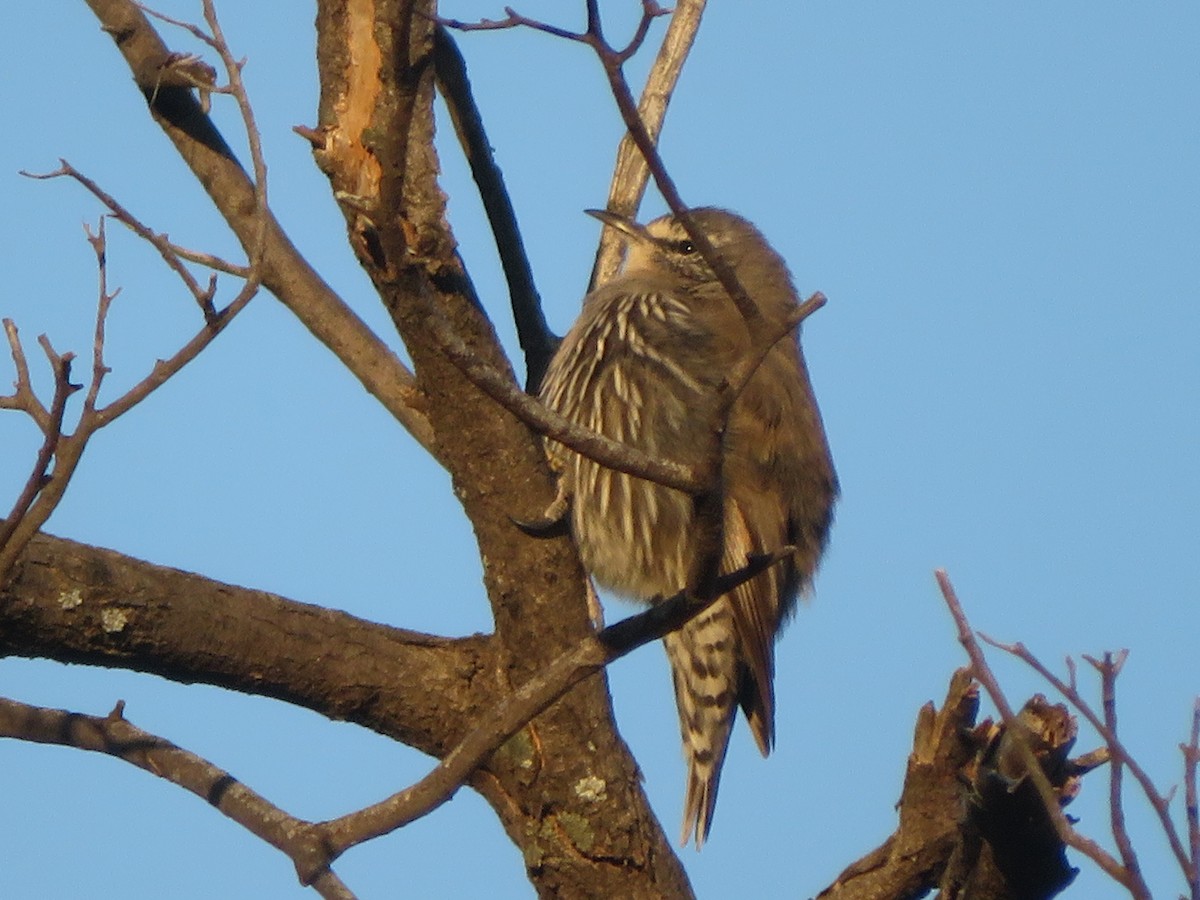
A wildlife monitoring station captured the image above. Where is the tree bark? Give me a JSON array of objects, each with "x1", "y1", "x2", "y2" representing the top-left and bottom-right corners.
[
  {"x1": 0, "y1": 2, "x2": 695, "y2": 896},
  {"x1": 310, "y1": 2, "x2": 691, "y2": 894}
]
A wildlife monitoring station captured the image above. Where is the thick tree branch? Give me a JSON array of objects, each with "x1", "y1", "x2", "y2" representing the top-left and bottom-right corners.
[
  {"x1": 0, "y1": 529, "x2": 485, "y2": 757},
  {"x1": 819, "y1": 667, "x2": 1087, "y2": 900}
]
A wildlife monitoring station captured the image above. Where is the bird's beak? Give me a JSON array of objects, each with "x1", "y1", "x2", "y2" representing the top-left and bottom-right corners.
[{"x1": 584, "y1": 208, "x2": 652, "y2": 245}]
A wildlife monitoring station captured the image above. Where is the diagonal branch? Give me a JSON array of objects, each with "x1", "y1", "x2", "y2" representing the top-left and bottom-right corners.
[
  {"x1": 1185, "y1": 699, "x2": 1200, "y2": 900},
  {"x1": 83, "y1": 0, "x2": 437, "y2": 457},
  {"x1": 590, "y1": 0, "x2": 707, "y2": 291},
  {"x1": 0, "y1": 320, "x2": 50, "y2": 431},
  {"x1": 420, "y1": 300, "x2": 700, "y2": 493},
  {"x1": 312, "y1": 546, "x2": 793, "y2": 866},
  {"x1": 440, "y1": 4, "x2": 761, "y2": 333},
  {"x1": 432, "y1": 25, "x2": 557, "y2": 391},
  {"x1": 0, "y1": 339, "x2": 78, "y2": 577},
  {"x1": 0, "y1": 696, "x2": 355, "y2": 900}
]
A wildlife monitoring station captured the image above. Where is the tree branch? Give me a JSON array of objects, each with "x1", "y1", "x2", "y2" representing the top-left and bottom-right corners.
[
  {"x1": 983, "y1": 633, "x2": 1194, "y2": 892},
  {"x1": 937, "y1": 570, "x2": 1142, "y2": 896},
  {"x1": 0, "y1": 339, "x2": 77, "y2": 578},
  {"x1": 432, "y1": 25, "x2": 557, "y2": 391},
  {"x1": 0, "y1": 529, "x2": 485, "y2": 757},
  {"x1": 83, "y1": 0, "x2": 437, "y2": 457},
  {"x1": 0, "y1": 696, "x2": 356, "y2": 899},
  {"x1": 313, "y1": 547, "x2": 792, "y2": 863}
]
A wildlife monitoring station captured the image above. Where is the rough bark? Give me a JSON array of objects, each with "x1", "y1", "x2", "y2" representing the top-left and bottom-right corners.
[
  {"x1": 0, "y1": 529, "x2": 483, "y2": 756},
  {"x1": 310, "y1": 2, "x2": 691, "y2": 895}
]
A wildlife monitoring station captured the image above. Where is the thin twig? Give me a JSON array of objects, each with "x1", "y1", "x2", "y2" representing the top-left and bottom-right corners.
[
  {"x1": 985, "y1": 633, "x2": 1195, "y2": 886},
  {"x1": 82, "y1": 218, "x2": 118, "y2": 415},
  {"x1": 87, "y1": 0, "x2": 436, "y2": 454},
  {"x1": 440, "y1": 5, "x2": 762, "y2": 333},
  {"x1": 934, "y1": 570, "x2": 1138, "y2": 892},
  {"x1": 23, "y1": 162, "x2": 220, "y2": 317},
  {"x1": 1091, "y1": 651, "x2": 1147, "y2": 892},
  {"x1": 199, "y1": 0, "x2": 270, "y2": 280},
  {"x1": 5, "y1": 1, "x2": 272, "y2": 579},
  {"x1": 0, "y1": 341, "x2": 77, "y2": 572},
  {"x1": 315, "y1": 547, "x2": 793, "y2": 858},
  {"x1": 590, "y1": 0, "x2": 708, "y2": 291},
  {"x1": 1185, "y1": 698, "x2": 1200, "y2": 900},
  {"x1": 0, "y1": 320, "x2": 51, "y2": 431}
]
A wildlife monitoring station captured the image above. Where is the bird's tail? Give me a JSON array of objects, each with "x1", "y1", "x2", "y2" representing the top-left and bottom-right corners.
[{"x1": 664, "y1": 601, "x2": 740, "y2": 849}]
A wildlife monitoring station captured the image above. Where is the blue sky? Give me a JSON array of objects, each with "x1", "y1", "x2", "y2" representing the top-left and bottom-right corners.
[{"x1": 2, "y1": 2, "x2": 1198, "y2": 897}]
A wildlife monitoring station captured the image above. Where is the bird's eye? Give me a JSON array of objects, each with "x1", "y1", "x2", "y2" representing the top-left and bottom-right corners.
[{"x1": 673, "y1": 239, "x2": 696, "y2": 255}]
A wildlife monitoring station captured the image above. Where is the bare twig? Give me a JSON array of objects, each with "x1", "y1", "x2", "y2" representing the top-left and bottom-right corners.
[
  {"x1": 82, "y1": 218, "x2": 119, "y2": 415},
  {"x1": 1186, "y1": 699, "x2": 1200, "y2": 900},
  {"x1": 0, "y1": 696, "x2": 355, "y2": 899},
  {"x1": 23, "y1": 162, "x2": 222, "y2": 317},
  {"x1": 0, "y1": 320, "x2": 50, "y2": 431},
  {"x1": 934, "y1": 570, "x2": 1139, "y2": 893},
  {"x1": 4, "y1": 2, "x2": 280, "y2": 575},
  {"x1": 197, "y1": 0, "x2": 269, "y2": 278},
  {"x1": 85, "y1": 0, "x2": 436, "y2": 455},
  {"x1": 985, "y1": 633, "x2": 1196, "y2": 889},
  {"x1": 1090, "y1": 651, "x2": 1146, "y2": 892},
  {"x1": 0, "y1": 340, "x2": 77, "y2": 574},
  {"x1": 315, "y1": 547, "x2": 793, "y2": 860}
]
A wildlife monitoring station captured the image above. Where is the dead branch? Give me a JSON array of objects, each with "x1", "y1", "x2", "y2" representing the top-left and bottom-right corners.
[
  {"x1": 0, "y1": 320, "x2": 51, "y2": 430},
  {"x1": 1185, "y1": 699, "x2": 1200, "y2": 900},
  {"x1": 0, "y1": 338, "x2": 77, "y2": 577},
  {"x1": 939, "y1": 570, "x2": 1149, "y2": 898}
]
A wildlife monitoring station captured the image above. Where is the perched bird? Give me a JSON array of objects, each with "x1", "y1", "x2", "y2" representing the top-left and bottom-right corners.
[{"x1": 538, "y1": 207, "x2": 837, "y2": 847}]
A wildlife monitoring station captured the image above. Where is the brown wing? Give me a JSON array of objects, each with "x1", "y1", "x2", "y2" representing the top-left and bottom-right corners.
[{"x1": 723, "y1": 336, "x2": 838, "y2": 754}]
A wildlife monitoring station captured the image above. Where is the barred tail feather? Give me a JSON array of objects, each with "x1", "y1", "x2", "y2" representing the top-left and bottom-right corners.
[{"x1": 664, "y1": 605, "x2": 739, "y2": 848}]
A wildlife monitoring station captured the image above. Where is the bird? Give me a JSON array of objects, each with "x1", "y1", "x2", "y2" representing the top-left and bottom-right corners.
[{"x1": 537, "y1": 206, "x2": 837, "y2": 848}]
